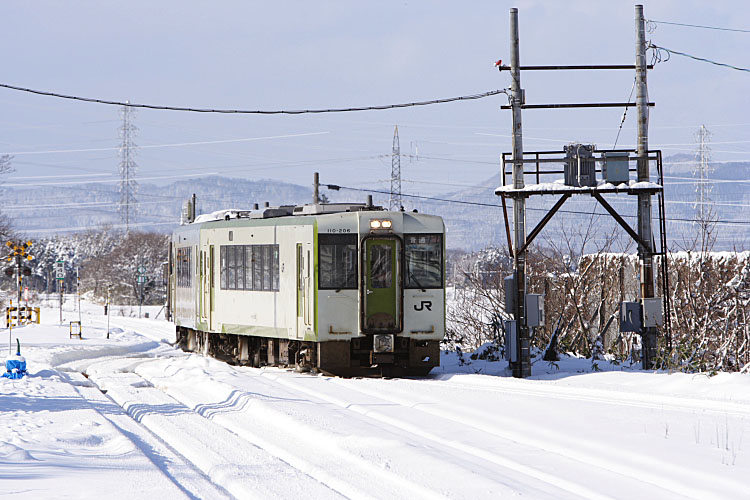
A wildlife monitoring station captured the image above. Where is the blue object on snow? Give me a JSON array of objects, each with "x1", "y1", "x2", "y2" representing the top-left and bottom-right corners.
[
  {"x1": 3, "y1": 356, "x2": 27, "y2": 379},
  {"x1": 3, "y1": 339, "x2": 27, "y2": 379}
]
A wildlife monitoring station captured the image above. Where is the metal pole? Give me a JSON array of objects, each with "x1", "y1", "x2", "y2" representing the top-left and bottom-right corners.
[
  {"x1": 77, "y1": 268, "x2": 82, "y2": 325},
  {"x1": 16, "y1": 254, "x2": 22, "y2": 309},
  {"x1": 8, "y1": 300, "x2": 12, "y2": 355},
  {"x1": 59, "y1": 280, "x2": 63, "y2": 324},
  {"x1": 635, "y1": 4, "x2": 657, "y2": 368},
  {"x1": 106, "y1": 291, "x2": 110, "y2": 339},
  {"x1": 509, "y1": 8, "x2": 530, "y2": 378},
  {"x1": 313, "y1": 172, "x2": 320, "y2": 204}
]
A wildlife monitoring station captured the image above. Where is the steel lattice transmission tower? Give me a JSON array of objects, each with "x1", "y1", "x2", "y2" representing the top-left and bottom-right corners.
[
  {"x1": 118, "y1": 103, "x2": 138, "y2": 232},
  {"x1": 694, "y1": 124, "x2": 713, "y2": 226},
  {"x1": 389, "y1": 125, "x2": 402, "y2": 211}
]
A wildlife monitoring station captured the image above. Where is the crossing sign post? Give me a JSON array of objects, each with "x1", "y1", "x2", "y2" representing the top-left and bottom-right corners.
[
  {"x1": 136, "y1": 265, "x2": 147, "y2": 318},
  {"x1": 55, "y1": 260, "x2": 65, "y2": 280}
]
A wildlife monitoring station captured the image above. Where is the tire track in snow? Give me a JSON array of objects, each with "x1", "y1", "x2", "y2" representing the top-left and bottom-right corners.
[
  {"x1": 133, "y1": 360, "x2": 482, "y2": 500},
  {"x1": 260, "y1": 371, "x2": 619, "y2": 500},
  {"x1": 62, "y1": 371, "x2": 232, "y2": 500},
  {"x1": 85, "y1": 369, "x2": 345, "y2": 500},
  {"x1": 330, "y1": 377, "x2": 745, "y2": 500},
  {"x1": 426, "y1": 376, "x2": 750, "y2": 418}
]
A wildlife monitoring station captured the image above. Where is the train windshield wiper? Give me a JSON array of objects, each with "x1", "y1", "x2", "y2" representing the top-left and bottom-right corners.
[{"x1": 409, "y1": 271, "x2": 427, "y2": 292}]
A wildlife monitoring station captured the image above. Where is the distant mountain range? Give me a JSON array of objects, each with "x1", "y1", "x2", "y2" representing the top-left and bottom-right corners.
[{"x1": 5, "y1": 156, "x2": 749, "y2": 251}]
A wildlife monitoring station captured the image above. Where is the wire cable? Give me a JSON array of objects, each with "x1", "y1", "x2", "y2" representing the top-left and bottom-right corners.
[
  {"x1": 647, "y1": 19, "x2": 750, "y2": 33},
  {"x1": 649, "y1": 44, "x2": 750, "y2": 73},
  {"x1": 330, "y1": 184, "x2": 750, "y2": 226},
  {"x1": 0, "y1": 83, "x2": 506, "y2": 114},
  {"x1": 613, "y1": 77, "x2": 636, "y2": 149}
]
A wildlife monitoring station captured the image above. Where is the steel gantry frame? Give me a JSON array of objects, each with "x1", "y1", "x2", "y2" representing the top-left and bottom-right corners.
[{"x1": 499, "y1": 6, "x2": 670, "y2": 377}]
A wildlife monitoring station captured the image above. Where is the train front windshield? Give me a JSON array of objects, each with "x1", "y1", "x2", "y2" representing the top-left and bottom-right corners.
[{"x1": 404, "y1": 234, "x2": 443, "y2": 289}]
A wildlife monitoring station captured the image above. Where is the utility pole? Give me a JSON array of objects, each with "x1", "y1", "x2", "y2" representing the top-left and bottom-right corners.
[
  {"x1": 118, "y1": 103, "x2": 138, "y2": 233},
  {"x1": 509, "y1": 8, "x2": 530, "y2": 378},
  {"x1": 313, "y1": 172, "x2": 320, "y2": 204},
  {"x1": 635, "y1": 4, "x2": 657, "y2": 369},
  {"x1": 389, "y1": 126, "x2": 402, "y2": 211}
]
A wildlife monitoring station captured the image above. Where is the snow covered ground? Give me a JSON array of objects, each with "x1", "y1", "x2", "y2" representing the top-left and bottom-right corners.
[{"x1": 1, "y1": 299, "x2": 749, "y2": 499}]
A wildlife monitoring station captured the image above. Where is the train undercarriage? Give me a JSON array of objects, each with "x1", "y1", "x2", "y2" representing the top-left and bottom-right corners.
[{"x1": 176, "y1": 327, "x2": 440, "y2": 377}]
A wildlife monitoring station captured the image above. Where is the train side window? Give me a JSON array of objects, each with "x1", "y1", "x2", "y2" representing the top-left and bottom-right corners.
[
  {"x1": 176, "y1": 247, "x2": 192, "y2": 288},
  {"x1": 253, "y1": 245, "x2": 263, "y2": 290},
  {"x1": 220, "y1": 246, "x2": 227, "y2": 289},
  {"x1": 404, "y1": 234, "x2": 443, "y2": 289},
  {"x1": 236, "y1": 245, "x2": 245, "y2": 290},
  {"x1": 272, "y1": 246, "x2": 280, "y2": 291},
  {"x1": 227, "y1": 245, "x2": 236, "y2": 289},
  {"x1": 220, "y1": 244, "x2": 279, "y2": 292},
  {"x1": 244, "y1": 246, "x2": 253, "y2": 290},
  {"x1": 319, "y1": 234, "x2": 357, "y2": 290},
  {"x1": 262, "y1": 245, "x2": 273, "y2": 291}
]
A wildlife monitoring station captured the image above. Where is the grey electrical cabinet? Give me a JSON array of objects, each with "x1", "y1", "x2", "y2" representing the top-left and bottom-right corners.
[
  {"x1": 642, "y1": 298, "x2": 663, "y2": 327},
  {"x1": 564, "y1": 143, "x2": 597, "y2": 187},
  {"x1": 602, "y1": 152, "x2": 630, "y2": 184},
  {"x1": 504, "y1": 274, "x2": 516, "y2": 315},
  {"x1": 526, "y1": 294, "x2": 545, "y2": 327},
  {"x1": 504, "y1": 320, "x2": 518, "y2": 362},
  {"x1": 620, "y1": 301, "x2": 642, "y2": 332}
]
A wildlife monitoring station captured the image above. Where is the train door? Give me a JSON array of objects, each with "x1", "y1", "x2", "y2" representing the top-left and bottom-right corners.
[
  {"x1": 209, "y1": 245, "x2": 215, "y2": 330},
  {"x1": 200, "y1": 249, "x2": 208, "y2": 324},
  {"x1": 167, "y1": 242, "x2": 174, "y2": 320},
  {"x1": 363, "y1": 237, "x2": 401, "y2": 332},
  {"x1": 296, "y1": 242, "x2": 312, "y2": 339}
]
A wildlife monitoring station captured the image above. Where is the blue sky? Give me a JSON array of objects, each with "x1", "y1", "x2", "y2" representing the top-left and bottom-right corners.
[{"x1": 0, "y1": 0, "x2": 748, "y2": 197}]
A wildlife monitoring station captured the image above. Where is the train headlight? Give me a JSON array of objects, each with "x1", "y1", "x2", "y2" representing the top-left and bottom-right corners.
[
  {"x1": 373, "y1": 334, "x2": 394, "y2": 353},
  {"x1": 369, "y1": 219, "x2": 392, "y2": 231}
]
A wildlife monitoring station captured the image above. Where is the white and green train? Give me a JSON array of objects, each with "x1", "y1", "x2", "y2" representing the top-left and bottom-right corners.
[{"x1": 168, "y1": 201, "x2": 445, "y2": 376}]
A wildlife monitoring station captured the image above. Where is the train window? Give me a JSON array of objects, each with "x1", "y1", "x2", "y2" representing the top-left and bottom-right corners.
[
  {"x1": 272, "y1": 246, "x2": 280, "y2": 291},
  {"x1": 176, "y1": 247, "x2": 192, "y2": 288},
  {"x1": 236, "y1": 246, "x2": 245, "y2": 290},
  {"x1": 370, "y1": 244, "x2": 393, "y2": 289},
  {"x1": 253, "y1": 246, "x2": 263, "y2": 290},
  {"x1": 319, "y1": 234, "x2": 357, "y2": 290},
  {"x1": 244, "y1": 246, "x2": 253, "y2": 290},
  {"x1": 220, "y1": 246, "x2": 227, "y2": 289},
  {"x1": 266, "y1": 247, "x2": 271, "y2": 289},
  {"x1": 227, "y1": 245, "x2": 236, "y2": 289},
  {"x1": 220, "y1": 244, "x2": 279, "y2": 291},
  {"x1": 404, "y1": 234, "x2": 443, "y2": 289}
]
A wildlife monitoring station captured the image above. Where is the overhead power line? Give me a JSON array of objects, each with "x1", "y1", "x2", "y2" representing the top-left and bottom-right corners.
[
  {"x1": 0, "y1": 83, "x2": 506, "y2": 114},
  {"x1": 649, "y1": 44, "x2": 750, "y2": 73},
  {"x1": 647, "y1": 19, "x2": 750, "y2": 33},
  {"x1": 329, "y1": 184, "x2": 750, "y2": 227}
]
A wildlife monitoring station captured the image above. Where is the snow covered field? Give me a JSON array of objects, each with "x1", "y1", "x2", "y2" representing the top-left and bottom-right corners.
[{"x1": 1, "y1": 301, "x2": 749, "y2": 499}]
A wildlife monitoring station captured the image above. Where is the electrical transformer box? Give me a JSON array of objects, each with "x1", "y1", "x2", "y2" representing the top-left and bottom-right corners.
[
  {"x1": 602, "y1": 152, "x2": 630, "y2": 184},
  {"x1": 620, "y1": 301, "x2": 642, "y2": 332},
  {"x1": 564, "y1": 143, "x2": 597, "y2": 187},
  {"x1": 642, "y1": 298, "x2": 663, "y2": 327},
  {"x1": 526, "y1": 294, "x2": 545, "y2": 327}
]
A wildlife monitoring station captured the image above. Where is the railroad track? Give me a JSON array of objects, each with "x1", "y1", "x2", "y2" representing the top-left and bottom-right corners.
[
  {"x1": 325, "y1": 376, "x2": 745, "y2": 500},
  {"x1": 56, "y1": 350, "x2": 748, "y2": 500}
]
